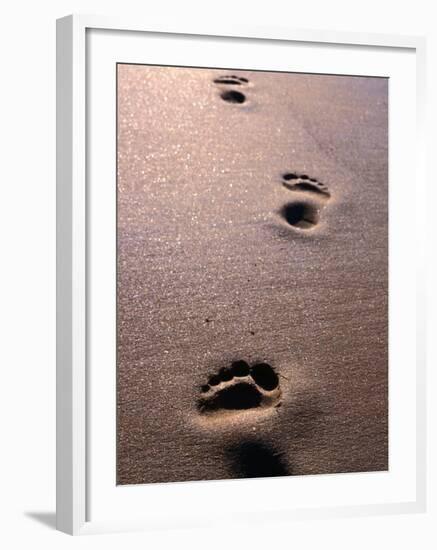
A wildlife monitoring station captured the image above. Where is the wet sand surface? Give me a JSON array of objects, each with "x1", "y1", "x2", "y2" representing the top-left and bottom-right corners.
[{"x1": 117, "y1": 65, "x2": 388, "y2": 484}]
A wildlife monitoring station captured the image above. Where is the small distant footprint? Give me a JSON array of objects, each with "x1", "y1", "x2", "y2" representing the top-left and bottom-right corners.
[
  {"x1": 198, "y1": 360, "x2": 281, "y2": 414},
  {"x1": 279, "y1": 172, "x2": 331, "y2": 230},
  {"x1": 282, "y1": 172, "x2": 330, "y2": 198},
  {"x1": 213, "y1": 74, "x2": 250, "y2": 104},
  {"x1": 213, "y1": 75, "x2": 249, "y2": 86}
]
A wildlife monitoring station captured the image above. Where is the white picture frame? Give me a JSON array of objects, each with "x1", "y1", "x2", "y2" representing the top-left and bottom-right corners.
[{"x1": 56, "y1": 14, "x2": 427, "y2": 535}]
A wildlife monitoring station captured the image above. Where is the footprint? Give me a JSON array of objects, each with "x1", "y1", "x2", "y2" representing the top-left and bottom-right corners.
[
  {"x1": 198, "y1": 360, "x2": 281, "y2": 414},
  {"x1": 213, "y1": 74, "x2": 250, "y2": 104},
  {"x1": 279, "y1": 172, "x2": 331, "y2": 230},
  {"x1": 213, "y1": 75, "x2": 249, "y2": 86},
  {"x1": 281, "y1": 172, "x2": 330, "y2": 198}
]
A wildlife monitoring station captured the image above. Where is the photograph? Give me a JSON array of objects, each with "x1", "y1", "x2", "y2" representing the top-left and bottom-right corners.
[
  {"x1": 0, "y1": 0, "x2": 430, "y2": 544},
  {"x1": 116, "y1": 63, "x2": 388, "y2": 485}
]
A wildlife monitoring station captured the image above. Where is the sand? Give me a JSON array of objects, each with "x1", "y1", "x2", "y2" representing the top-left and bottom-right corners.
[{"x1": 116, "y1": 65, "x2": 388, "y2": 484}]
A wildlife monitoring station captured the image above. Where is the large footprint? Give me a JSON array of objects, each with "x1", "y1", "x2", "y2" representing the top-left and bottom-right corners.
[
  {"x1": 279, "y1": 172, "x2": 331, "y2": 230},
  {"x1": 213, "y1": 74, "x2": 250, "y2": 104},
  {"x1": 198, "y1": 360, "x2": 281, "y2": 415}
]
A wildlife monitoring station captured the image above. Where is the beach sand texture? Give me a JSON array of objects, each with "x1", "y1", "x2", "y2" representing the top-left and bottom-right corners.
[{"x1": 117, "y1": 65, "x2": 388, "y2": 484}]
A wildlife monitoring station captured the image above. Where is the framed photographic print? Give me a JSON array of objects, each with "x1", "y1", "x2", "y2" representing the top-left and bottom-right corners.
[{"x1": 56, "y1": 15, "x2": 426, "y2": 535}]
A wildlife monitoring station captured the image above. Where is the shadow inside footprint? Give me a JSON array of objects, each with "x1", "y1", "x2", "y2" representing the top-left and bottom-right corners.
[
  {"x1": 251, "y1": 362, "x2": 279, "y2": 391},
  {"x1": 281, "y1": 201, "x2": 319, "y2": 229},
  {"x1": 220, "y1": 90, "x2": 246, "y2": 104},
  {"x1": 204, "y1": 383, "x2": 262, "y2": 411},
  {"x1": 227, "y1": 439, "x2": 290, "y2": 478},
  {"x1": 198, "y1": 360, "x2": 281, "y2": 415}
]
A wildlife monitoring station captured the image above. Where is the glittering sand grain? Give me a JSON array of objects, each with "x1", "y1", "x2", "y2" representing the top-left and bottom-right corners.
[{"x1": 116, "y1": 65, "x2": 388, "y2": 484}]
